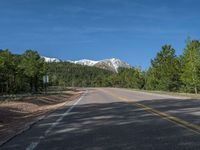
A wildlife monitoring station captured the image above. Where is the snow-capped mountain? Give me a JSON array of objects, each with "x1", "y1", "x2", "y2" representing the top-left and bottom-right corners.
[
  {"x1": 68, "y1": 58, "x2": 131, "y2": 72},
  {"x1": 73, "y1": 59, "x2": 98, "y2": 66},
  {"x1": 43, "y1": 56, "x2": 131, "y2": 72},
  {"x1": 97, "y1": 58, "x2": 131, "y2": 72},
  {"x1": 42, "y1": 56, "x2": 61, "y2": 62}
]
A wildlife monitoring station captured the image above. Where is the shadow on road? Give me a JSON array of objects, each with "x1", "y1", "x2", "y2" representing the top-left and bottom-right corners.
[
  {"x1": 139, "y1": 98, "x2": 200, "y2": 125},
  {"x1": 2, "y1": 99, "x2": 200, "y2": 150}
]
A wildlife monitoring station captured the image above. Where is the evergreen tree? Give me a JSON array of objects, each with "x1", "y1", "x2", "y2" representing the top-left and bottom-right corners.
[
  {"x1": 117, "y1": 68, "x2": 144, "y2": 89},
  {"x1": 19, "y1": 50, "x2": 46, "y2": 93},
  {"x1": 0, "y1": 50, "x2": 16, "y2": 93},
  {"x1": 180, "y1": 40, "x2": 200, "y2": 94},
  {"x1": 145, "y1": 45, "x2": 181, "y2": 91}
]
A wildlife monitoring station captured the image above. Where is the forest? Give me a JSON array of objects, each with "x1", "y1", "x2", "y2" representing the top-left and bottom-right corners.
[
  {"x1": 47, "y1": 62, "x2": 144, "y2": 89},
  {"x1": 0, "y1": 50, "x2": 47, "y2": 94},
  {"x1": 0, "y1": 38, "x2": 200, "y2": 95}
]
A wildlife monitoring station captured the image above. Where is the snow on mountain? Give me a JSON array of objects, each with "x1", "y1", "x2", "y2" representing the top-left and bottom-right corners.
[
  {"x1": 42, "y1": 56, "x2": 61, "y2": 62},
  {"x1": 42, "y1": 56, "x2": 131, "y2": 72},
  {"x1": 73, "y1": 59, "x2": 98, "y2": 66},
  {"x1": 68, "y1": 58, "x2": 131, "y2": 72},
  {"x1": 98, "y1": 58, "x2": 131, "y2": 72}
]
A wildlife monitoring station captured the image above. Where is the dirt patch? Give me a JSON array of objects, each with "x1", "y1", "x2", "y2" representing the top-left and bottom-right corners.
[{"x1": 0, "y1": 90, "x2": 82, "y2": 145}]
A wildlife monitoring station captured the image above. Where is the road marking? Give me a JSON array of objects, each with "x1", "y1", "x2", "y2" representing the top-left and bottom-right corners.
[
  {"x1": 134, "y1": 103, "x2": 200, "y2": 135},
  {"x1": 99, "y1": 89, "x2": 200, "y2": 135},
  {"x1": 26, "y1": 142, "x2": 39, "y2": 150},
  {"x1": 26, "y1": 91, "x2": 87, "y2": 150}
]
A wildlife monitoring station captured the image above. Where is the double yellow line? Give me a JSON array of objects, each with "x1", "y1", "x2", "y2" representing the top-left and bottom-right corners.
[{"x1": 99, "y1": 89, "x2": 200, "y2": 135}]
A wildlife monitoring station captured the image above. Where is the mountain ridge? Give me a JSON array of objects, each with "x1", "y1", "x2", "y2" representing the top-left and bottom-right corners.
[{"x1": 43, "y1": 56, "x2": 131, "y2": 72}]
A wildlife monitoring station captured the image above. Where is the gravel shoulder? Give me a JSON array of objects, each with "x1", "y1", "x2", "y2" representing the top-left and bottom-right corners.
[{"x1": 0, "y1": 90, "x2": 82, "y2": 146}]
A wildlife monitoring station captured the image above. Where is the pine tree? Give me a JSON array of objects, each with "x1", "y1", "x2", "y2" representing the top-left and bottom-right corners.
[
  {"x1": 19, "y1": 50, "x2": 46, "y2": 93},
  {"x1": 180, "y1": 40, "x2": 200, "y2": 94},
  {"x1": 146, "y1": 45, "x2": 181, "y2": 91}
]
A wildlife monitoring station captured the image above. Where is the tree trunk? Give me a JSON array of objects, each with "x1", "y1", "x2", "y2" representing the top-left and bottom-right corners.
[
  {"x1": 195, "y1": 86, "x2": 198, "y2": 94},
  {"x1": 30, "y1": 78, "x2": 34, "y2": 93},
  {"x1": 35, "y1": 75, "x2": 38, "y2": 93}
]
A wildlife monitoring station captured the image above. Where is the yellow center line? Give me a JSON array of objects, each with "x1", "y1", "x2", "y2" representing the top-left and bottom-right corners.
[{"x1": 99, "y1": 89, "x2": 200, "y2": 135}]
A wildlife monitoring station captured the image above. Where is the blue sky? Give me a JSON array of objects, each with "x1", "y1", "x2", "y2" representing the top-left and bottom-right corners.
[{"x1": 1, "y1": 0, "x2": 200, "y2": 69}]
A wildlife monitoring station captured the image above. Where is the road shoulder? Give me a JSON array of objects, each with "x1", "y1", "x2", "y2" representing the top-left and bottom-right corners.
[{"x1": 0, "y1": 90, "x2": 82, "y2": 146}]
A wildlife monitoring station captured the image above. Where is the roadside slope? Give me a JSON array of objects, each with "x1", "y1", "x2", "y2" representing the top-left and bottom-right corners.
[{"x1": 0, "y1": 90, "x2": 81, "y2": 146}]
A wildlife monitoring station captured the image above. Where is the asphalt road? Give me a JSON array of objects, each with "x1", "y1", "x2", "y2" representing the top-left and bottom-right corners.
[{"x1": 1, "y1": 88, "x2": 200, "y2": 150}]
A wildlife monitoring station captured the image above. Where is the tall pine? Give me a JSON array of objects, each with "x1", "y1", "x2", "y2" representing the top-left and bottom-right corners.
[
  {"x1": 145, "y1": 45, "x2": 181, "y2": 91},
  {"x1": 19, "y1": 50, "x2": 46, "y2": 93},
  {"x1": 181, "y1": 40, "x2": 200, "y2": 94}
]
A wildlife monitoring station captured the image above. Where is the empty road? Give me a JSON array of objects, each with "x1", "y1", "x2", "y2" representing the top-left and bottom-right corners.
[{"x1": 1, "y1": 88, "x2": 200, "y2": 150}]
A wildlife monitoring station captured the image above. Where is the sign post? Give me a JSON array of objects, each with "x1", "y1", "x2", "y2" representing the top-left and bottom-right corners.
[{"x1": 43, "y1": 75, "x2": 49, "y2": 94}]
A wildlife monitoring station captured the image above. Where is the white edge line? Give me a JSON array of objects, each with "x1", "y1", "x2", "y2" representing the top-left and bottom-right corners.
[{"x1": 26, "y1": 90, "x2": 87, "y2": 150}]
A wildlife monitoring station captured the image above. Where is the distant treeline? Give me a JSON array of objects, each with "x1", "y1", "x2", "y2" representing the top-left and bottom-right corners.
[
  {"x1": 1, "y1": 38, "x2": 200, "y2": 94},
  {"x1": 47, "y1": 62, "x2": 144, "y2": 89},
  {"x1": 0, "y1": 49, "x2": 144, "y2": 94}
]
